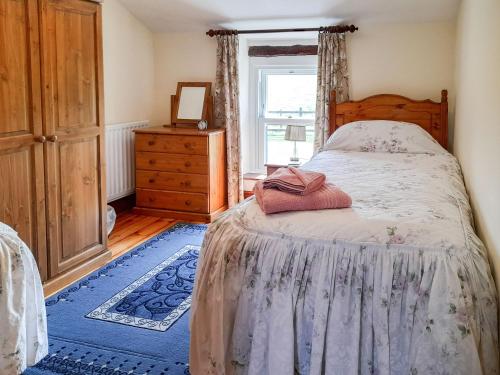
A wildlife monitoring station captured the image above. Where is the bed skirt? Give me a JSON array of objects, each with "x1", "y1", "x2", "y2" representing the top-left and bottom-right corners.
[
  {"x1": 0, "y1": 223, "x2": 48, "y2": 374},
  {"x1": 190, "y1": 217, "x2": 499, "y2": 375}
]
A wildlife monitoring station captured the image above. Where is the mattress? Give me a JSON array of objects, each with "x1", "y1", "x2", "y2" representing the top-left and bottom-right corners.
[{"x1": 190, "y1": 149, "x2": 499, "y2": 375}]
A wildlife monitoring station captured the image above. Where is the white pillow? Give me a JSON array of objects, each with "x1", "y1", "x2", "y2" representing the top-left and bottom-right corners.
[{"x1": 323, "y1": 120, "x2": 446, "y2": 154}]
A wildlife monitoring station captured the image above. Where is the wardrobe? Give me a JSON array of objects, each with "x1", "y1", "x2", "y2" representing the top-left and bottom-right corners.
[{"x1": 0, "y1": 0, "x2": 109, "y2": 287}]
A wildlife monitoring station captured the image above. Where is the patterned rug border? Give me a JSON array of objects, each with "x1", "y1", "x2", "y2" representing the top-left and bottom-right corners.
[
  {"x1": 29, "y1": 223, "x2": 205, "y2": 375},
  {"x1": 46, "y1": 223, "x2": 206, "y2": 307},
  {"x1": 86, "y1": 244, "x2": 199, "y2": 331},
  {"x1": 34, "y1": 351, "x2": 190, "y2": 375}
]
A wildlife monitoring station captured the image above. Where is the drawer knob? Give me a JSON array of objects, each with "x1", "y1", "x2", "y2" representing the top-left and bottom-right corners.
[
  {"x1": 149, "y1": 159, "x2": 156, "y2": 165},
  {"x1": 148, "y1": 140, "x2": 155, "y2": 146},
  {"x1": 184, "y1": 142, "x2": 192, "y2": 149},
  {"x1": 184, "y1": 161, "x2": 191, "y2": 167},
  {"x1": 148, "y1": 178, "x2": 155, "y2": 183},
  {"x1": 185, "y1": 200, "x2": 191, "y2": 206},
  {"x1": 149, "y1": 197, "x2": 155, "y2": 202}
]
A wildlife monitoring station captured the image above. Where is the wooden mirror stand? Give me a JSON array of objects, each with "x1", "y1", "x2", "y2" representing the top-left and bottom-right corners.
[{"x1": 170, "y1": 82, "x2": 213, "y2": 128}]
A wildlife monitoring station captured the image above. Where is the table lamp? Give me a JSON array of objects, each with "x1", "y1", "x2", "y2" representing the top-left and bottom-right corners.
[{"x1": 285, "y1": 124, "x2": 306, "y2": 162}]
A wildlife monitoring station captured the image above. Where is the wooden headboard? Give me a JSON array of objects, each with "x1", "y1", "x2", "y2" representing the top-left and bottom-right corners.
[{"x1": 329, "y1": 90, "x2": 448, "y2": 149}]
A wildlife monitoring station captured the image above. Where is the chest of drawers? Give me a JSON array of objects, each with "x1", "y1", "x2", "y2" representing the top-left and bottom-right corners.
[{"x1": 133, "y1": 126, "x2": 227, "y2": 222}]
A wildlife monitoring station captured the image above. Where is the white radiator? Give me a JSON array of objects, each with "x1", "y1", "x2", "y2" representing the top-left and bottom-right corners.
[{"x1": 105, "y1": 121, "x2": 149, "y2": 202}]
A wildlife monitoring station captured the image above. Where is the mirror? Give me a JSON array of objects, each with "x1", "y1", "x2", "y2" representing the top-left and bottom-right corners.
[
  {"x1": 177, "y1": 87, "x2": 206, "y2": 119},
  {"x1": 172, "y1": 82, "x2": 212, "y2": 126}
]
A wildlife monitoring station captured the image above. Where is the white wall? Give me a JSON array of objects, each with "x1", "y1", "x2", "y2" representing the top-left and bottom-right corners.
[
  {"x1": 349, "y1": 21, "x2": 456, "y2": 145},
  {"x1": 454, "y1": 0, "x2": 500, "y2": 302},
  {"x1": 102, "y1": 0, "x2": 155, "y2": 125},
  {"x1": 152, "y1": 32, "x2": 217, "y2": 126},
  {"x1": 150, "y1": 25, "x2": 456, "y2": 169}
]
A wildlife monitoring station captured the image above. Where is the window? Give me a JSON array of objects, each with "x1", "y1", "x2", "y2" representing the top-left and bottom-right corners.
[{"x1": 257, "y1": 68, "x2": 317, "y2": 169}]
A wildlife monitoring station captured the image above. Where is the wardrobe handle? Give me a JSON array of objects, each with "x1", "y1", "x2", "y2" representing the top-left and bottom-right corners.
[
  {"x1": 34, "y1": 135, "x2": 46, "y2": 143},
  {"x1": 47, "y1": 135, "x2": 58, "y2": 142}
]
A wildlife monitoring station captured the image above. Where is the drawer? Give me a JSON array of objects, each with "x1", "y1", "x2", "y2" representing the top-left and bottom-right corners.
[
  {"x1": 136, "y1": 189, "x2": 209, "y2": 213},
  {"x1": 136, "y1": 134, "x2": 208, "y2": 155},
  {"x1": 136, "y1": 152, "x2": 207, "y2": 174},
  {"x1": 136, "y1": 170, "x2": 208, "y2": 193}
]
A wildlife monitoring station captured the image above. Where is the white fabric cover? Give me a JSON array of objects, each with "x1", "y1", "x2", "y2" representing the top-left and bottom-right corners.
[
  {"x1": 190, "y1": 150, "x2": 498, "y2": 375},
  {"x1": 323, "y1": 120, "x2": 446, "y2": 154},
  {"x1": 0, "y1": 222, "x2": 48, "y2": 374},
  {"x1": 107, "y1": 205, "x2": 117, "y2": 236}
]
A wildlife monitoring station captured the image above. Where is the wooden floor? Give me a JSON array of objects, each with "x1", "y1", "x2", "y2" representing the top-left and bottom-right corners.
[
  {"x1": 108, "y1": 212, "x2": 178, "y2": 259},
  {"x1": 44, "y1": 212, "x2": 179, "y2": 297}
]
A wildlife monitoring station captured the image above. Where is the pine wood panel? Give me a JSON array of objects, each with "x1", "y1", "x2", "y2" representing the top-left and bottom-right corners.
[
  {"x1": 41, "y1": 0, "x2": 108, "y2": 277},
  {"x1": 136, "y1": 188, "x2": 209, "y2": 213},
  {"x1": 330, "y1": 90, "x2": 449, "y2": 149},
  {"x1": 134, "y1": 127, "x2": 227, "y2": 222},
  {"x1": 136, "y1": 170, "x2": 208, "y2": 193},
  {"x1": 59, "y1": 138, "x2": 101, "y2": 261},
  {"x1": 133, "y1": 206, "x2": 226, "y2": 224},
  {"x1": 44, "y1": 212, "x2": 178, "y2": 297},
  {"x1": 0, "y1": 0, "x2": 48, "y2": 280},
  {"x1": 208, "y1": 129, "x2": 227, "y2": 212},
  {"x1": 135, "y1": 133, "x2": 208, "y2": 155},
  {"x1": 134, "y1": 127, "x2": 225, "y2": 137},
  {"x1": 42, "y1": 0, "x2": 99, "y2": 131},
  {"x1": 0, "y1": 1, "x2": 29, "y2": 133},
  {"x1": 136, "y1": 151, "x2": 208, "y2": 174},
  {"x1": 0, "y1": 151, "x2": 35, "y2": 245}
]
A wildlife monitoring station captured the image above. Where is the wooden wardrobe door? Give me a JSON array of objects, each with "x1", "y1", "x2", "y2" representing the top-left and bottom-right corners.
[
  {"x1": 0, "y1": 0, "x2": 48, "y2": 280},
  {"x1": 40, "y1": 0, "x2": 107, "y2": 277}
]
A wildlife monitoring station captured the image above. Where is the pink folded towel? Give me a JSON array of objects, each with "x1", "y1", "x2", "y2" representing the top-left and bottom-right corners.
[
  {"x1": 263, "y1": 167, "x2": 326, "y2": 195},
  {"x1": 254, "y1": 180, "x2": 352, "y2": 214}
]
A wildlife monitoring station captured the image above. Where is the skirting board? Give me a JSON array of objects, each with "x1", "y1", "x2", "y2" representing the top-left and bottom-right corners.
[
  {"x1": 108, "y1": 193, "x2": 135, "y2": 214},
  {"x1": 43, "y1": 249, "x2": 112, "y2": 297}
]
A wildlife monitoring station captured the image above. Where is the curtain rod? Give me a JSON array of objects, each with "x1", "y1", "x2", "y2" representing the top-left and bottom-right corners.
[{"x1": 206, "y1": 25, "x2": 358, "y2": 37}]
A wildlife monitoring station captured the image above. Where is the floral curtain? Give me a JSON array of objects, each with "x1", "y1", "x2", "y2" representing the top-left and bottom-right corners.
[
  {"x1": 314, "y1": 32, "x2": 350, "y2": 152},
  {"x1": 214, "y1": 34, "x2": 243, "y2": 207}
]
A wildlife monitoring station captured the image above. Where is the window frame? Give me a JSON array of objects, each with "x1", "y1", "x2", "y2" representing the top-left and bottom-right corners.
[
  {"x1": 248, "y1": 57, "x2": 317, "y2": 172},
  {"x1": 260, "y1": 68, "x2": 317, "y2": 121}
]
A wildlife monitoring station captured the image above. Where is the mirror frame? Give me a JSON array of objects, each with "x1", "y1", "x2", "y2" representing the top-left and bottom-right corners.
[{"x1": 172, "y1": 82, "x2": 212, "y2": 125}]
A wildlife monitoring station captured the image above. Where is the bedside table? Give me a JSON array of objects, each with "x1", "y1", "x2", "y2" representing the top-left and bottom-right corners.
[
  {"x1": 265, "y1": 161, "x2": 303, "y2": 176},
  {"x1": 243, "y1": 172, "x2": 266, "y2": 198}
]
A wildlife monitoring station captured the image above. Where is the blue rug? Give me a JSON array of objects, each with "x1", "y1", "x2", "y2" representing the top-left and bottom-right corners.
[{"x1": 25, "y1": 223, "x2": 206, "y2": 375}]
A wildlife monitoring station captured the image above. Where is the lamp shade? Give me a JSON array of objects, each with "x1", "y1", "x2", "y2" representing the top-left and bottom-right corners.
[{"x1": 284, "y1": 125, "x2": 306, "y2": 142}]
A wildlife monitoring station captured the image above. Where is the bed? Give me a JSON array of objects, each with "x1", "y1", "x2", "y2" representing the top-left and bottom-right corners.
[
  {"x1": 190, "y1": 90, "x2": 499, "y2": 374},
  {"x1": 0, "y1": 222, "x2": 48, "y2": 373}
]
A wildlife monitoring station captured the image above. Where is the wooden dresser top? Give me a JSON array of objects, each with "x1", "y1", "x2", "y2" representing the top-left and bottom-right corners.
[{"x1": 134, "y1": 126, "x2": 225, "y2": 136}]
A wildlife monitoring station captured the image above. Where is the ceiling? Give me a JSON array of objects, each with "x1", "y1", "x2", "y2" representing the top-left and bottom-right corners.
[{"x1": 118, "y1": 0, "x2": 460, "y2": 33}]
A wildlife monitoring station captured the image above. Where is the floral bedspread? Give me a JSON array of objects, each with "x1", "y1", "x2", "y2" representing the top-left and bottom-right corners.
[
  {"x1": 0, "y1": 222, "x2": 48, "y2": 374},
  {"x1": 190, "y1": 150, "x2": 499, "y2": 375}
]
